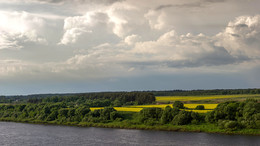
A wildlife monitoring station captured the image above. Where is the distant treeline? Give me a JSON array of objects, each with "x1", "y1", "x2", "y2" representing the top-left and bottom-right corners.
[
  {"x1": 151, "y1": 88, "x2": 260, "y2": 96},
  {"x1": 1, "y1": 88, "x2": 260, "y2": 104},
  {"x1": 1, "y1": 92, "x2": 155, "y2": 106}
]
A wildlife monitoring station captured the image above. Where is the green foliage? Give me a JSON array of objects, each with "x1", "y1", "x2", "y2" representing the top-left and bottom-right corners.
[
  {"x1": 113, "y1": 99, "x2": 122, "y2": 107},
  {"x1": 206, "y1": 99, "x2": 260, "y2": 129},
  {"x1": 218, "y1": 120, "x2": 239, "y2": 131},
  {"x1": 0, "y1": 98, "x2": 258, "y2": 133},
  {"x1": 139, "y1": 108, "x2": 163, "y2": 123},
  {"x1": 172, "y1": 111, "x2": 192, "y2": 125},
  {"x1": 195, "y1": 105, "x2": 205, "y2": 110},
  {"x1": 173, "y1": 101, "x2": 184, "y2": 109},
  {"x1": 191, "y1": 112, "x2": 205, "y2": 124},
  {"x1": 152, "y1": 89, "x2": 260, "y2": 96},
  {"x1": 160, "y1": 106, "x2": 179, "y2": 124}
]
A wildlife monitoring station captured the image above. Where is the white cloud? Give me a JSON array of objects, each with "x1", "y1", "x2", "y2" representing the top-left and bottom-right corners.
[
  {"x1": 59, "y1": 11, "x2": 115, "y2": 45},
  {"x1": 0, "y1": 11, "x2": 47, "y2": 50},
  {"x1": 130, "y1": 30, "x2": 240, "y2": 68},
  {"x1": 144, "y1": 10, "x2": 168, "y2": 30},
  {"x1": 217, "y1": 15, "x2": 260, "y2": 59},
  {"x1": 1, "y1": 0, "x2": 260, "y2": 85},
  {"x1": 124, "y1": 34, "x2": 141, "y2": 45}
]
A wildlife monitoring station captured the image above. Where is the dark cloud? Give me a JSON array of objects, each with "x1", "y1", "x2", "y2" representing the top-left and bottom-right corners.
[
  {"x1": 155, "y1": 0, "x2": 227, "y2": 10},
  {"x1": 123, "y1": 45, "x2": 249, "y2": 69},
  {"x1": 155, "y1": 3, "x2": 202, "y2": 10},
  {"x1": 230, "y1": 33, "x2": 240, "y2": 37},
  {"x1": 236, "y1": 24, "x2": 248, "y2": 28}
]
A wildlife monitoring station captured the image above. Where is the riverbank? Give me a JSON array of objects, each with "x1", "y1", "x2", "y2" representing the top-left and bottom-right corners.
[{"x1": 0, "y1": 118, "x2": 259, "y2": 136}]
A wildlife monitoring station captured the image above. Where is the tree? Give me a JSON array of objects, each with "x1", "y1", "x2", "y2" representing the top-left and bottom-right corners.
[
  {"x1": 195, "y1": 105, "x2": 205, "y2": 110},
  {"x1": 173, "y1": 101, "x2": 184, "y2": 109},
  {"x1": 172, "y1": 111, "x2": 192, "y2": 125}
]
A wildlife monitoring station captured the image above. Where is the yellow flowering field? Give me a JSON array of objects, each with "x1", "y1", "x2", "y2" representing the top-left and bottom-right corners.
[
  {"x1": 184, "y1": 104, "x2": 217, "y2": 109},
  {"x1": 182, "y1": 109, "x2": 212, "y2": 113},
  {"x1": 129, "y1": 104, "x2": 217, "y2": 109},
  {"x1": 90, "y1": 103, "x2": 217, "y2": 113},
  {"x1": 90, "y1": 107, "x2": 104, "y2": 111},
  {"x1": 114, "y1": 107, "x2": 142, "y2": 112},
  {"x1": 156, "y1": 94, "x2": 260, "y2": 102},
  {"x1": 90, "y1": 107, "x2": 142, "y2": 112}
]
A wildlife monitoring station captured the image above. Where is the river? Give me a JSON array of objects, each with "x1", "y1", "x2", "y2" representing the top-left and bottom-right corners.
[{"x1": 0, "y1": 122, "x2": 259, "y2": 146}]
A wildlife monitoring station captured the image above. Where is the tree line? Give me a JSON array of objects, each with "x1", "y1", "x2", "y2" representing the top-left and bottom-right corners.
[
  {"x1": 1, "y1": 92, "x2": 155, "y2": 106},
  {"x1": 151, "y1": 88, "x2": 260, "y2": 96},
  {"x1": 0, "y1": 99, "x2": 258, "y2": 130}
]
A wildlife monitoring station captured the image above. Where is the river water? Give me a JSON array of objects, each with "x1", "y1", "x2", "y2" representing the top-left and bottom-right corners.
[{"x1": 0, "y1": 122, "x2": 259, "y2": 146}]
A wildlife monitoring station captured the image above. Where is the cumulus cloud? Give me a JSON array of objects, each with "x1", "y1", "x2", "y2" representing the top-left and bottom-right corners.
[
  {"x1": 59, "y1": 11, "x2": 116, "y2": 45},
  {"x1": 144, "y1": 10, "x2": 169, "y2": 30},
  {"x1": 124, "y1": 34, "x2": 141, "y2": 45},
  {"x1": 217, "y1": 15, "x2": 260, "y2": 59},
  {"x1": 127, "y1": 30, "x2": 243, "y2": 68},
  {"x1": 0, "y1": 11, "x2": 47, "y2": 50},
  {"x1": 1, "y1": 0, "x2": 260, "y2": 86}
]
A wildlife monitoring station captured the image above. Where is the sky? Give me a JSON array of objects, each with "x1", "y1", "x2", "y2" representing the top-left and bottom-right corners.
[{"x1": 0, "y1": 0, "x2": 260, "y2": 95}]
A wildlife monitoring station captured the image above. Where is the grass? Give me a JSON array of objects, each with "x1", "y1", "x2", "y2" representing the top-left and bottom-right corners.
[{"x1": 156, "y1": 94, "x2": 260, "y2": 102}]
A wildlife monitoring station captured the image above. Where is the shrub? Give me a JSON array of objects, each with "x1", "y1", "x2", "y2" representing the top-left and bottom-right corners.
[
  {"x1": 172, "y1": 111, "x2": 192, "y2": 125},
  {"x1": 173, "y1": 101, "x2": 184, "y2": 109},
  {"x1": 139, "y1": 107, "x2": 163, "y2": 124},
  {"x1": 195, "y1": 105, "x2": 205, "y2": 110}
]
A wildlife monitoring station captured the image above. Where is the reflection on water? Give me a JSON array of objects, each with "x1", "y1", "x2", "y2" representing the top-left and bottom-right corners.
[{"x1": 0, "y1": 122, "x2": 259, "y2": 146}]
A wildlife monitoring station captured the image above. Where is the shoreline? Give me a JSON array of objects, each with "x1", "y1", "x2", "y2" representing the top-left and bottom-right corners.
[{"x1": 1, "y1": 119, "x2": 259, "y2": 136}]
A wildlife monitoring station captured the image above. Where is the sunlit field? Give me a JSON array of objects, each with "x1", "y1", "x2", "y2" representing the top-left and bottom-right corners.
[
  {"x1": 90, "y1": 107, "x2": 143, "y2": 112},
  {"x1": 129, "y1": 104, "x2": 217, "y2": 109},
  {"x1": 90, "y1": 103, "x2": 217, "y2": 113},
  {"x1": 182, "y1": 109, "x2": 212, "y2": 113},
  {"x1": 156, "y1": 94, "x2": 260, "y2": 102}
]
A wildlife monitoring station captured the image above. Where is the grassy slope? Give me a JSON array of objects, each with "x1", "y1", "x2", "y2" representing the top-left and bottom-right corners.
[{"x1": 1, "y1": 114, "x2": 259, "y2": 136}]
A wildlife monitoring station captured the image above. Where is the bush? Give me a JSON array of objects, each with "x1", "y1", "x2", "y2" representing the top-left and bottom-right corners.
[
  {"x1": 139, "y1": 108, "x2": 163, "y2": 123},
  {"x1": 110, "y1": 111, "x2": 121, "y2": 121},
  {"x1": 195, "y1": 105, "x2": 205, "y2": 110},
  {"x1": 46, "y1": 111, "x2": 58, "y2": 121},
  {"x1": 100, "y1": 107, "x2": 116, "y2": 120},
  {"x1": 191, "y1": 112, "x2": 204, "y2": 123},
  {"x1": 172, "y1": 111, "x2": 192, "y2": 125},
  {"x1": 173, "y1": 101, "x2": 184, "y2": 109},
  {"x1": 160, "y1": 106, "x2": 175, "y2": 124},
  {"x1": 225, "y1": 120, "x2": 238, "y2": 130}
]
